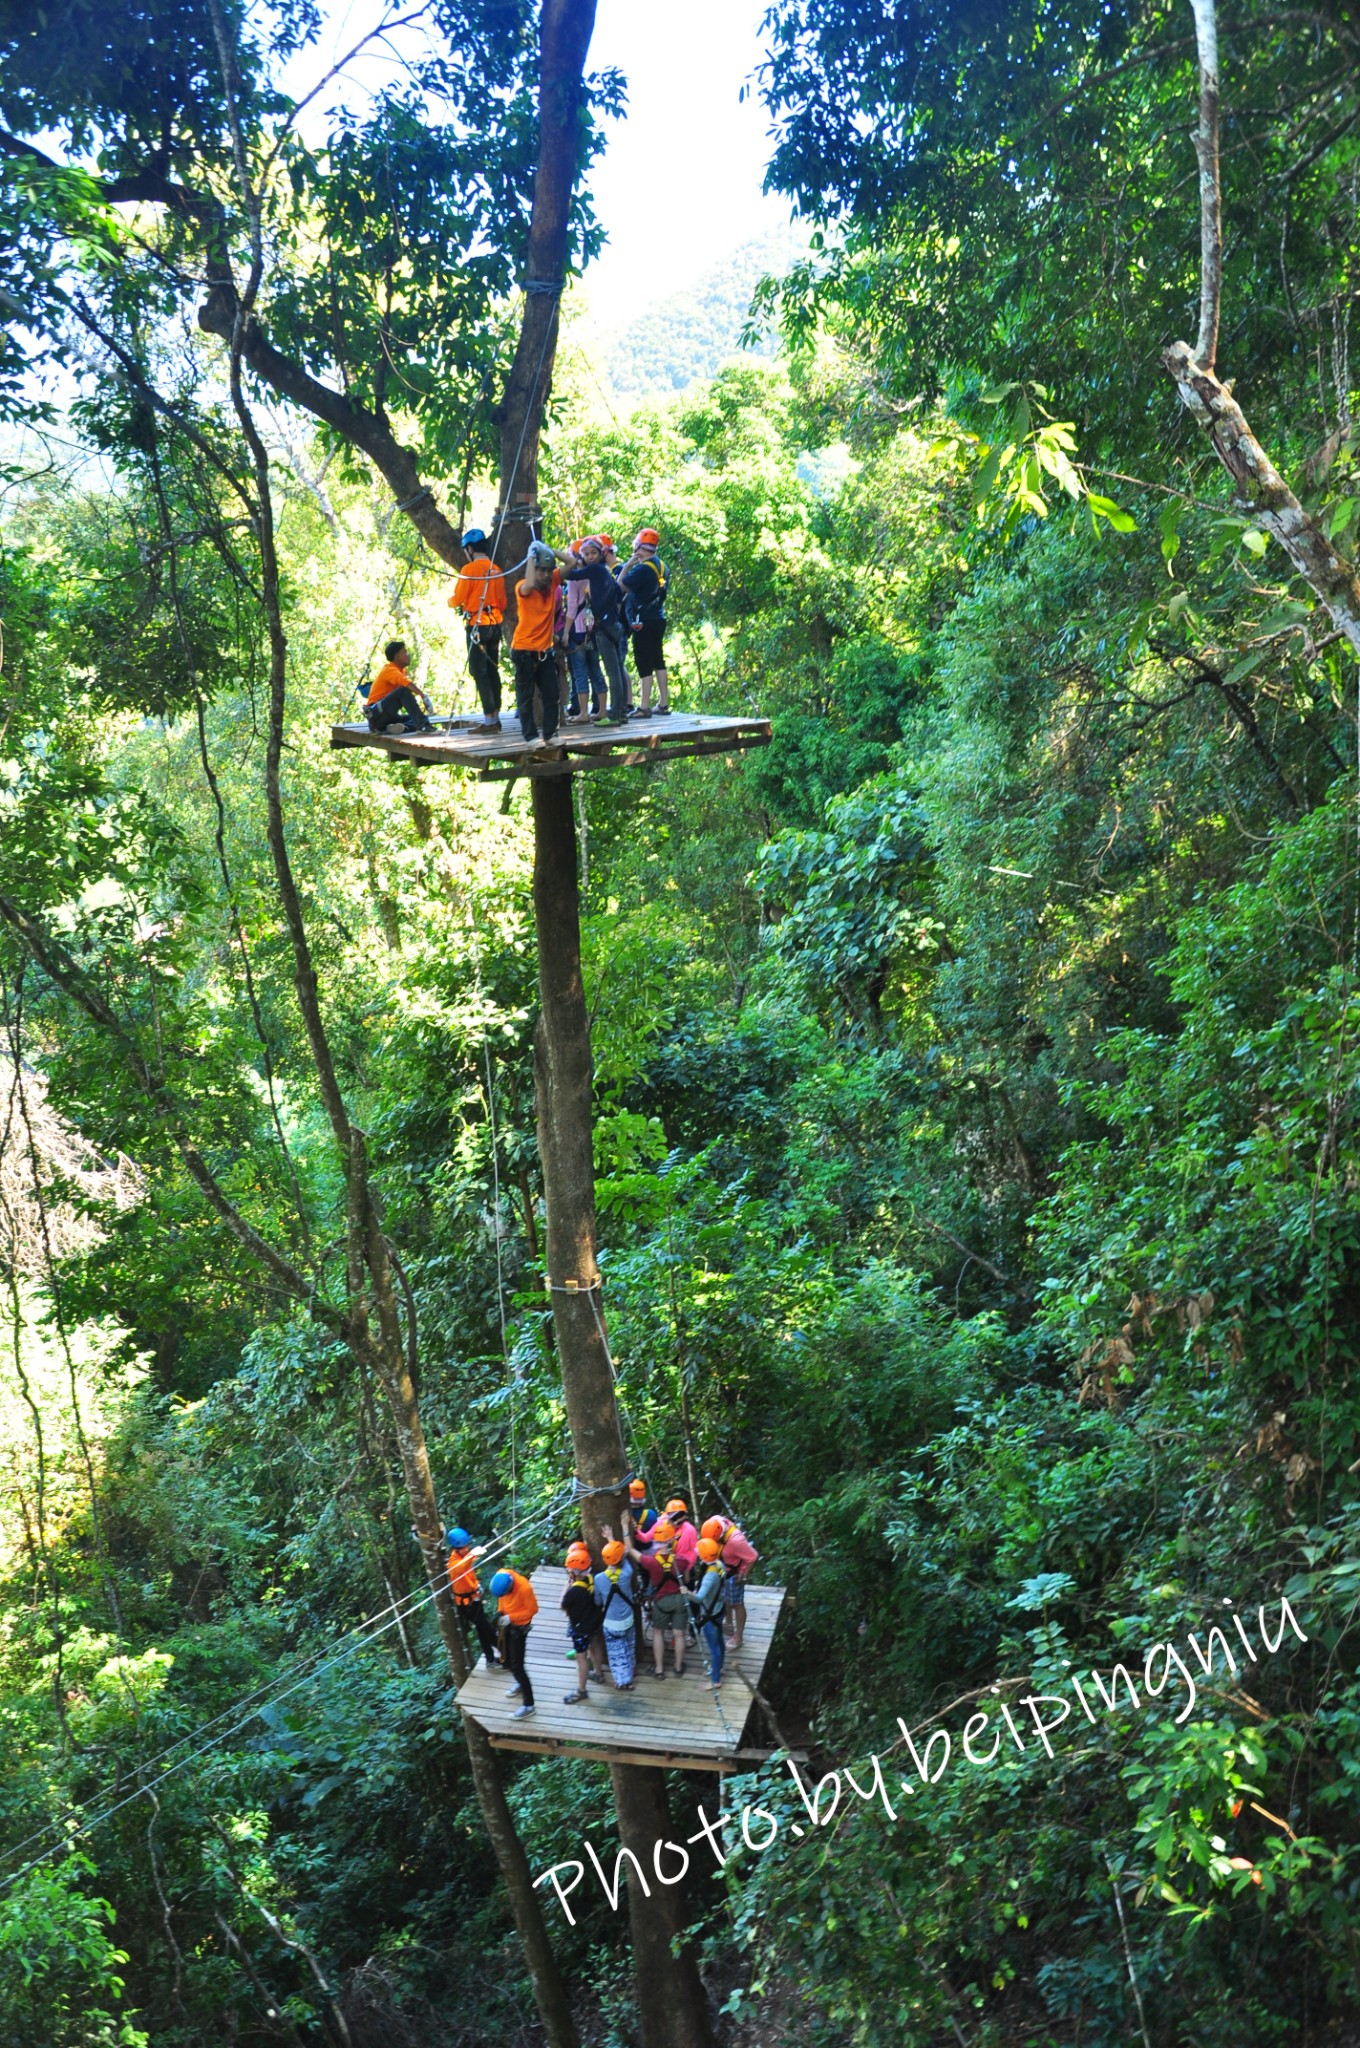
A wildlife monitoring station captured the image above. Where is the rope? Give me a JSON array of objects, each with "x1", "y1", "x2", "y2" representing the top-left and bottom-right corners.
[{"x1": 0, "y1": 1485, "x2": 573, "y2": 1900}]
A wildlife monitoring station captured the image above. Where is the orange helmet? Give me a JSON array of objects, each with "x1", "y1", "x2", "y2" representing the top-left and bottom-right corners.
[
  {"x1": 665, "y1": 1498, "x2": 688, "y2": 1517},
  {"x1": 635, "y1": 527, "x2": 660, "y2": 548},
  {"x1": 697, "y1": 1538, "x2": 721, "y2": 1561},
  {"x1": 602, "y1": 1540, "x2": 626, "y2": 1566},
  {"x1": 596, "y1": 533, "x2": 614, "y2": 550},
  {"x1": 650, "y1": 1520, "x2": 676, "y2": 1546},
  {"x1": 565, "y1": 1543, "x2": 591, "y2": 1572},
  {"x1": 628, "y1": 1479, "x2": 647, "y2": 1500},
  {"x1": 700, "y1": 1517, "x2": 727, "y2": 1543}
]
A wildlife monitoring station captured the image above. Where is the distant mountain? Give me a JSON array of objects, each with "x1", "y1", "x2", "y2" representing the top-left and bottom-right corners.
[{"x1": 600, "y1": 227, "x2": 809, "y2": 401}]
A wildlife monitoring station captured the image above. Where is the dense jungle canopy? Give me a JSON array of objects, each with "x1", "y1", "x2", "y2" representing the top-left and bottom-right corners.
[{"x1": 1, "y1": 0, "x2": 1360, "y2": 2042}]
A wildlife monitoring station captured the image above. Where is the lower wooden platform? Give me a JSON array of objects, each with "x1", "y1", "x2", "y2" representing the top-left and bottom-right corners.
[
  {"x1": 330, "y1": 710, "x2": 771, "y2": 780},
  {"x1": 457, "y1": 1569, "x2": 786, "y2": 1772}
]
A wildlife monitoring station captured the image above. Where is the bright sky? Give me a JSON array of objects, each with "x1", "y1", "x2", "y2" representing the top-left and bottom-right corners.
[
  {"x1": 292, "y1": 0, "x2": 792, "y2": 330},
  {"x1": 584, "y1": 0, "x2": 792, "y2": 325}
]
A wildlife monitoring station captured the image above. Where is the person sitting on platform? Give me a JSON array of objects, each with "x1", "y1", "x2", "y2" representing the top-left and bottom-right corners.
[
  {"x1": 488, "y1": 1566, "x2": 538, "y2": 1718},
  {"x1": 560, "y1": 1541, "x2": 605, "y2": 1703},
  {"x1": 619, "y1": 528, "x2": 671, "y2": 721},
  {"x1": 700, "y1": 1514, "x2": 759, "y2": 1655},
  {"x1": 689, "y1": 1536, "x2": 728, "y2": 1689},
  {"x1": 511, "y1": 541, "x2": 564, "y2": 746},
  {"x1": 363, "y1": 640, "x2": 435, "y2": 734},
  {"x1": 446, "y1": 1525, "x2": 498, "y2": 1670},
  {"x1": 628, "y1": 1518, "x2": 690, "y2": 1681},
  {"x1": 594, "y1": 1537, "x2": 639, "y2": 1691},
  {"x1": 449, "y1": 530, "x2": 507, "y2": 733}
]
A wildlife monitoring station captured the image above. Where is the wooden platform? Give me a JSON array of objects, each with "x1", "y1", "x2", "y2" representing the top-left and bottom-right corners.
[
  {"x1": 330, "y1": 710, "x2": 771, "y2": 780},
  {"x1": 457, "y1": 1569, "x2": 786, "y2": 1772}
]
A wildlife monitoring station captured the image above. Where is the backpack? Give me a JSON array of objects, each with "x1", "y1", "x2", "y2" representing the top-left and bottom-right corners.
[{"x1": 600, "y1": 1566, "x2": 638, "y2": 1624}]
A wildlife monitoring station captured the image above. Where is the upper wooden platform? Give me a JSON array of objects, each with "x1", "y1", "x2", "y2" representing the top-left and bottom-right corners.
[
  {"x1": 456, "y1": 1568, "x2": 786, "y2": 1772},
  {"x1": 330, "y1": 710, "x2": 771, "y2": 781}
]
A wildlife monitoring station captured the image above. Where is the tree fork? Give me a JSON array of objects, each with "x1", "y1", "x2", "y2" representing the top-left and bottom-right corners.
[{"x1": 531, "y1": 778, "x2": 716, "y2": 2048}]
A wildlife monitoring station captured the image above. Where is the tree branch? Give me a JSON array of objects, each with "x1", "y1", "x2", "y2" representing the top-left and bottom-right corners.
[{"x1": 1162, "y1": 343, "x2": 1360, "y2": 661}]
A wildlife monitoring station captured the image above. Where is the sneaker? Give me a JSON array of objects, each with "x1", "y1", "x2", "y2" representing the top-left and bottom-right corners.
[
  {"x1": 511, "y1": 1703, "x2": 536, "y2": 1719},
  {"x1": 519, "y1": 731, "x2": 539, "y2": 746},
  {"x1": 483, "y1": 1656, "x2": 499, "y2": 1671},
  {"x1": 602, "y1": 713, "x2": 629, "y2": 726},
  {"x1": 403, "y1": 719, "x2": 435, "y2": 734},
  {"x1": 472, "y1": 717, "x2": 502, "y2": 734},
  {"x1": 504, "y1": 1683, "x2": 522, "y2": 1697}
]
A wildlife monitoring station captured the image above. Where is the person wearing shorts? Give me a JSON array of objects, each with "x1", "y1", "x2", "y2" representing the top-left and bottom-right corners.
[
  {"x1": 619, "y1": 528, "x2": 670, "y2": 719},
  {"x1": 560, "y1": 1543, "x2": 605, "y2": 1702},
  {"x1": 629, "y1": 1519, "x2": 689, "y2": 1678},
  {"x1": 700, "y1": 1515, "x2": 759, "y2": 1653}
]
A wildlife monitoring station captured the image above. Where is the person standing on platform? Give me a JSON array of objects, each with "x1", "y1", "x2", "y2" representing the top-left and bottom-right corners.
[
  {"x1": 628, "y1": 1519, "x2": 690, "y2": 1681},
  {"x1": 560, "y1": 1542, "x2": 605, "y2": 1702},
  {"x1": 594, "y1": 1539, "x2": 639, "y2": 1691},
  {"x1": 363, "y1": 641, "x2": 435, "y2": 734},
  {"x1": 663, "y1": 1498, "x2": 699, "y2": 1579},
  {"x1": 445, "y1": 1525, "x2": 498, "y2": 1669},
  {"x1": 563, "y1": 536, "x2": 627, "y2": 724},
  {"x1": 689, "y1": 1536, "x2": 728, "y2": 1689},
  {"x1": 623, "y1": 1477, "x2": 658, "y2": 1546},
  {"x1": 511, "y1": 542, "x2": 563, "y2": 745},
  {"x1": 448, "y1": 530, "x2": 507, "y2": 733},
  {"x1": 700, "y1": 1515, "x2": 759, "y2": 1654},
  {"x1": 620, "y1": 528, "x2": 671, "y2": 720},
  {"x1": 488, "y1": 1566, "x2": 538, "y2": 1718}
]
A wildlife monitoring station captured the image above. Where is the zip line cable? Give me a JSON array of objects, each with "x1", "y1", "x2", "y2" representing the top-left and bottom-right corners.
[{"x1": 0, "y1": 1486, "x2": 574, "y2": 1901}]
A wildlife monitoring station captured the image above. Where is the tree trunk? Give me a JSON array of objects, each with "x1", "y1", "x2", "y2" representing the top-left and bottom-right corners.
[
  {"x1": 532, "y1": 777, "x2": 716, "y2": 2048},
  {"x1": 371, "y1": 1326, "x2": 581, "y2": 2048},
  {"x1": 492, "y1": 0, "x2": 598, "y2": 584},
  {"x1": 608, "y1": 1767, "x2": 717, "y2": 2048},
  {"x1": 1166, "y1": 0, "x2": 1360, "y2": 662}
]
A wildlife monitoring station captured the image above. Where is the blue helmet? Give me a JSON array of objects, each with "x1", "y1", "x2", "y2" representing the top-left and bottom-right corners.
[
  {"x1": 489, "y1": 1570, "x2": 514, "y2": 1597},
  {"x1": 447, "y1": 1526, "x2": 470, "y2": 1548},
  {"x1": 461, "y1": 527, "x2": 487, "y2": 548}
]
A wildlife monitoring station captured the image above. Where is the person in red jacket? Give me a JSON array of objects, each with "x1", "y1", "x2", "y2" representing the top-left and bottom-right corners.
[{"x1": 488, "y1": 1567, "x2": 538, "y2": 1718}]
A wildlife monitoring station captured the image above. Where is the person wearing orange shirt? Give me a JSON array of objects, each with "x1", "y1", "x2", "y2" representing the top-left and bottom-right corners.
[
  {"x1": 512, "y1": 541, "x2": 569, "y2": 745},
  {"x1": 449, "y1": 529, "x2": 507, "y2": 733},
  {"x1": 488, "y1": 1566, "x2": 538, "y2": 1717},
  {"x1": 363, "y1": 639, "x2": 434, "y2": 734},
  {"x1": 445, "y1": 1525, "x2": 498, "y2": 1669}
]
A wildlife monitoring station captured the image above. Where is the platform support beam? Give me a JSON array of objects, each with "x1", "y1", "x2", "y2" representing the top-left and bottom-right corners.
[{"x1": 530, "y1": 776, "x2": 717, "y2": 2048}]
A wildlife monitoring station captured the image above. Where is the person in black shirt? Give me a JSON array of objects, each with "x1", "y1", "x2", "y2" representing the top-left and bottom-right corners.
[
  {"x1": 560, "y1": 1543, "x2": 605, "y2": 1702},
  {"x1": 619, "y1": 527, "x2": 671, "y2": 719}
]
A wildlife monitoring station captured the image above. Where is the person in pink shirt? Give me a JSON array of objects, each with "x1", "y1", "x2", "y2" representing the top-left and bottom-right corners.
[
  {"x1": 626, "y1": 1519, "x2": 690, "y2": 1678},
  {"x1": 700, "y1": 1515, "x2": 759, "y2": 1653},
  {"x1": 662, "y1": 1497, "x2": 699, "y2": 1576}
]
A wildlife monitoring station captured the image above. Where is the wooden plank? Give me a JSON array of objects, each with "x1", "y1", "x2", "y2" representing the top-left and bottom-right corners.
[
  {"x1": 476, "y1": 734, "x2": 772, "y2": 782},
  {"x1": 329, "y1": 713, "x2": 771, "y2": 780},
  {"x1": 455, "y1": 1569, "x2": 785, "y2": 1768}
]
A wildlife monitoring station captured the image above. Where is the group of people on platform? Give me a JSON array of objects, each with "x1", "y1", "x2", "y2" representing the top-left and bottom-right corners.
[
  {"x1": 362, "y1": 528, "x2": 672, "y2": 747},
  {"x1": 442, "y1": 1480, "x2": 758, "y2": 1722}
]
